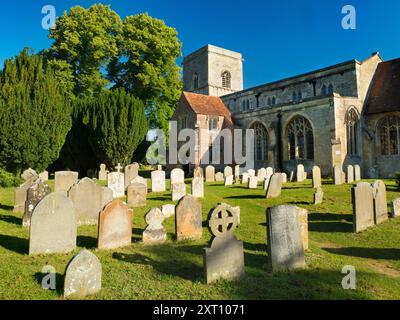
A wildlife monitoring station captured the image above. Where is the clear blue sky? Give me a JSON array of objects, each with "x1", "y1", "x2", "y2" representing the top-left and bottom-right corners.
[{"x1": 1, "y1": 0, "x2": 399, "y2": 88}]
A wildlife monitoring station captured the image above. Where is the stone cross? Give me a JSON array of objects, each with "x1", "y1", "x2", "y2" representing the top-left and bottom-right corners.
[{"x1": 115, "y1": 163, "x2": 123, "y2": 173}]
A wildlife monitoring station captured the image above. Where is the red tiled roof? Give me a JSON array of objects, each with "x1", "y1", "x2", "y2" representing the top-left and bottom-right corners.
[
  {"x1": 180, "y1": 92, "x2": 233, "y2": 126},
  {"x1": 365, "y1": 58, "x2": 400, "y2": 115}
]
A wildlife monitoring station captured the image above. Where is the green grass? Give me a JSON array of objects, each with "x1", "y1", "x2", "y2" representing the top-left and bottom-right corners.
[{"x1": 0, "y1": 177, "x2": 399, "y2": 300}]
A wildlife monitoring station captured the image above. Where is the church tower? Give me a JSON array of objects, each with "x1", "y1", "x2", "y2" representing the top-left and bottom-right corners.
[{"x1": 183, "y1": 44, "x2": 243, "y2": 97}]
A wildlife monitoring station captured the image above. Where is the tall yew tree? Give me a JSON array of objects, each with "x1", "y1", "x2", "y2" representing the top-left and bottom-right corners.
[{"x1": 0, "y1": 49, "x2": 72, "y2": 174}]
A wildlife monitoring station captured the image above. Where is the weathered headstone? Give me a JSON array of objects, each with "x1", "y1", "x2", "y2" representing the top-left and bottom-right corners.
[
  {"x1": 23, "y1": 180, "x2": 51, "y2": 227},
  {"x1": 29, "y1": 192, "x2": 77, "y2": 255},
  {"x1": 39, "y1": 171, "x2": 49, "y2": 182},
  {"x1": 296, "y1": 207, "x2": 309, "y2": 251},
  {"x1": 130, "y1": 176, "x2": 148, "y2": 193},
  {"x1": 334, "y1": 166, "x2": 344, "y2": 185},
  {"x1": 205, "y1": 165, "x2": 215, "y2": 182},
  {"x1": 14, "y1": 180, "x2": 36, "y2": 213},
  {"x1": 248, "y1": 176, "x2": 258, "y2": 189},
  {"x1": 69, "y1": 178, "x2": 113, "y2": 225},
  {"x1": 224, "y1": 175, "x2": 234, "y2": 186},
  {"x1": 281, "y1": 172, "x2": 287, "y2": 184},
  {"x1": 257, "y1": 168, "x2": 267, "y2": 182},
  {"x1": 354, "y1": 165, "x2": 361, "y2": 181},
  {"x1": 372, "y1": 180, "x2": 388, "y2": 225},
  {"x1": 241, "y1": 172, "x2": 249, "y2": 184},
  {"x1": 151, "y1": 170, "x2": 166, "y2": 192},
  {"x1": 55, "y1": 171, "x2": 79, "y2": 193},
  {"x1": 352, "y1": 182, "x2": 375, "y2": 233},
  {"x1": 172, "y1": 182, "x2": 186, "y2": 202},
  {"x1": 143, "y1": 208, "x2": 166, "y2": 245},
  {"x1": 171, "y1": 168, "x2": 185, "y2": 186},
  {"x1": 215, "y1": 172, "x2": 224, "y2": 182},
  {"x1": 224, "y1": 166, "x2": 233, "y2": 178},
  {"x1": 107, "y1": 172, "x2": 125, "y2": 198},
  {"x1": 234, "y1": 165, "x2": 240, "y2": 182},
  {"x1": 204, "y1": 204, "x2": 244, "y2": 284},
  {"x1": 176, "y1": 195, "x2": 202, "y2": 241},
  {"x1": 296, "y1": 164, "x2": 305, "y2": 182},
  {"x1": 64, "y1": 250, "x2": 102, "y2": 299},
  {"x1": 266, "y1": 205, "x2": 306, "y2": 272},
  {"x1": 192, "y1": 176, "x2": 204, "y2": 198},
  {"x1": 266, "y1": 167, "x2": 274, "y2": 177},
  {"x1": 127, "y1": 182, "x2": 147, "y2": 207},
  {"x1": 97, "y1": 200, "x2": 133, "y2": 250},
  {"x1": 391, "y1": 198, "x2": 400, "y2": 218},
  {"x1": 161, "y1": 204, "x2": 176, "y2": 218},
  {"x1": 314, "y1": 187, "x2": 324, "y2": 205},
  {"x1": 98, "y1": 164, "x2": 108, "y2": 181},
  {"x1": 312, "y1": 166, "x2": 321, "y2": 189},
  {"x1": 21, "y1": 168, "x2": 38, "y2": 182},
  {"x1": 266, "y1": 173, "x2": 283, "y2": 199},
  {"x1": 347, "y1": 165, "x2": 354, "y2": 184},
  {"x1": 248, "y1": 169, "x2": 256, "y2": 177},
  {"x1": 125, "y1": 163, "x2": 139, "y2": 188}
]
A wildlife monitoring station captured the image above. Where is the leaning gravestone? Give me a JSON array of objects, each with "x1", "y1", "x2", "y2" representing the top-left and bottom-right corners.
[
  {"x1": 130, "y1": 176, "x2": 148, "y2": 193},
  {"x1": 127, "y1": 182, "x2": 147, "y2": 207},
  {"x1": 205, "y1": 165, "x2": 215, "y2": 182},
  {"x1": 266, "y1": 173, "x2": 283, "y2": 199},
  {"x1": 14, "y1": 180, "x2": 36, "y2": 213},
  {"x1": 267, "y1": 205, "x2": 306, "y2": 272},
  {"x1": 172, "y1": 182, "x2": 186, "y2": 202},
  {"x1": 257, "y1": 168, "x2": 267, "y2": 182},
  {"x1": 55, "y1": 171, "x2": 79, "y2": 192},
  {"x1": 143, "y1": 208, "x2": 166, "y2": 245},
  {"x1": 224, "y1": 175, "x2": 234, "y2": 186},
  {"x1": 296, "y1": 165, "x2": 305, "y2": 182},
  {"x1": 312, "y1": 166, "x2": 321, "y2": 189},
  {"x1": 334, "y1": 166, "x2": 344, "y2": 185},
  {"x1": 352, "y1": 182, "x2": 375, "y2": 233},
  {"x1": 224, "y1": 166, "x2": 233, "y2": 178},
  {"x1": 314, "y1": 187, "x2": 324, "y2": 205},
  {"x1": 296, "y1": 207, "x2": 309, "y2": 251},
  {"x1": 108, "y1": 172, "x2": 125, "y2": 198},
  {"x1": 192, "y1": 176, "x2": 204, "y2": 198},
  {"x1": 98, "y1": 164, "x2": 108, "y2": 181},
  {"x1": 23, "y1": 180, "x2": 51, "y2": 227},
  {"x1": 151, "y1": 170, "x2": 166, "y2": 192},
  {"x1": 69, "y1": 178, "x2": 113, "y2": 225},
  {"x1": 347, "y1": 165, "x2": 354, "y2": 184},
  {"x1": 64, "y1": 250, "x2": 102, "y2": 299},
  {"x1": 204, "y1": 204, "x2": 244, "y2": 284},
  {"x1": 124, "y1": 163, "x2": 139, "y2": 188},
  {"x1": 248, "y1": 176, "x2": 258, "y2": 189},
  {"x1": 176, "y1": 195, "x2": 202, "y2": 241},
  {"x1": 372, "y1": 180, "x2": 388, "y2": 225},
  {"x1": 215, "y1": 172, "x2": 224, "y2": 182},
  {"x1": 171, "y1": 168, "x2": 185, "y2": 187},
  {"x1": 354, "y1": 165, "x2": 361, "y2": 181},
  {"x1": 29, "y1": 192, "x2": 77, "y2": 255},
  {"x1": 98, "y1": 200, "x2": 133, "y2": 250},
  {"x1": 391, "y1": 198, "x2": 400, "y2": 218}
]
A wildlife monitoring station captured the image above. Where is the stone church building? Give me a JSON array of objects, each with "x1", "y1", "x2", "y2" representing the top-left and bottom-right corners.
[{"x1": 171, "y1": 44, "x2": 400, "y2": 178}]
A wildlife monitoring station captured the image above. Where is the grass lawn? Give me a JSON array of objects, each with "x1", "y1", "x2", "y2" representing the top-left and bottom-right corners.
[{"x1": 0, "y1": 176, "x2": 399, "y2": 300}]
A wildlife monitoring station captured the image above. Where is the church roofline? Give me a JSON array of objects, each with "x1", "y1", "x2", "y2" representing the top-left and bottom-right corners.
[{"x1": 183, "y1": 44, "x2": 243, "y2": 64}]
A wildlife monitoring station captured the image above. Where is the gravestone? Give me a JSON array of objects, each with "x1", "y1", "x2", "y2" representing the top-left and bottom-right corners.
[
  {"x1": 204, "y1": 204, "x2": 244, "y2": 284},
  {"x1": 23, "y1": 180, "x2": 51, "y2": 227},
  {"x1": 193, "y1": 167, "x2": 204, "y2": 179},
  {"x1": 267, "y1": 205, "x2": 306, "y2": 272},
  {"x1": 172, "y1": 182, "x2": 186, "y2": 202},
  {"x1": 391, "y1": 198, "x2": 400, "y2": 218},
  {"x1": 257, "y1": 168, "x2": 267, "y2": 182},
  {"x1": 347, "y1": 165, "x2": 354, "y2": 184},
  {"x1": 29, "y1": 192, "x2": 77, "y2": 255},
  {"x1": 39, "y1": 171, "x2": 49, "y2": 182},
  {"x1": 55, "y1": 171, "x2": 79, "y2": 192},
  {"x1": 143, "y1": 208, "x2": 166, "y2": 244},
  {"x1": 192, "y1": 176, "x2": 204, "y2": 198},
  {"x1": 248, "y1": 176, "x2": 258, "y2": 189},
  {"x1": 334, "y1": 166, "x2": 344, "y2": 185},
  {"x1": 107, "y1": 172, "x2": 125, "y2": 198},
  {"x1": 97, "y1": 200, "x2": 133, "y2": 250},
  {"x1": 248, "y1": 169, "x2": 256, "y2": 177},
  {"x1": 224, "y1": 166, "x2": 233, "y2": 178},
  {"x1": 151, "y1": 170, "x2": 166, "y2": 192},
  {"x1": 296, "y1": 207, "x2": 309, "y2": 251},
  {"x1": 64, "y1": 250, "x2": 102, "y2": 299},
  {"x1": 176, "y1": 195, "x2": 202, "y2": 241},
  {"x1": 266, "y1": 167, "x2": 274, "y2": 177},
  {"x1": 266, "y1": 173, "x2": 283, "y2": 199},
  {"x1": 69, "y1": 178, "x2": 113, "y2": 225},
  {"x1": 289, "y1": 171, "x2": 295, "y2": 182},
  {"x1": 127, "y1": 182, "x2": 147, "y2": 207},
  {"x1": 162, "y1": 204, "x2": 176, "y2": 218},
  {"x1": 314, "y1": 187, "x2": 324, "y2": 205},
  {"x1": 124, "y1": 163, "x2": 139, "y2": 188},
  {"x1": 130, "y1": 176, "x2": 148, "y2": 193},
  {"x1": 303, "y1": 172, "x2": 308, "y2": 180},
  {"x1": 224, "y1": 175, "x2": 234, "y2": 186},
  {"x1": 171, "y1": 168, "x2": 185, "y2": 186},
  {"x1": 354, "y1": 165, "x2": 361, "y2": 181},
  {"x1": 372, "y1": 180, "x2": 388, "y2": 225},
  {"x1": 352, "y1": 182, "x2": 375, "y2": 233},
  {"x1": 14, "y1": 180, "x2": 36, "y2": 213},
  {"x1": 215, "y1": 172, "x2": 224, "y2": 182},
  {"x1": 312, "y1": 166, "x2": 321, "y2": 189},
  {"x1": 241, "y1": 172, "x2": 249, "y2": 184},
  {"x1": 296, "y1": 165, "x2": 305, "y2": 182},
  {"x1": 234, "y1": 165, "x2": 240, "y2": 181},
  {"x1": 21, "y1": 168, "x2": 38, "y2": 182},
  {"x1": 281, "y1": 172, "x2": 287, "y2": 184},
  {"x1": 205, "y1": 165, "x2": 215, "y2": 182},
  {"x1": 263, "y1": 173, "x2": 272, "y2": 190},
  {"x1": 98, "y1": 164, "x2": 108, "y2": 181}
]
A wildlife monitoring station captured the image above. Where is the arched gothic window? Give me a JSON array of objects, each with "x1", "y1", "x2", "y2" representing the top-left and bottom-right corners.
[
  {"x1": 193, "y1": 73, "x2": 199, "y2": 90},
  {"x1": 286, "y1": 116, "x2": 314, "y2": 160},
  {"x1": 379, "y1": 116, "x2": 400, "y2": 155},
  {"x1": 251, "y1": 122, "x2": 269, "y2": 161},
  {"x1": 222, "y1": 71, "x2": 231, "y2": 89},
  {"x1": 346, "y1": 109, "x2": 359, "y2": 155}
]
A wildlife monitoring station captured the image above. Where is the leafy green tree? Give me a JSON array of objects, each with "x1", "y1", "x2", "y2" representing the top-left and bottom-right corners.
[
  {"x1": 82, "y1": 89, "x2": 148, "y2": 167},
  {"x1": 108, "y1": 13, "x2": 182, "y2": 132},
  {"x1": 0, "y1": 49, "x2": 72, "y2": 174}
]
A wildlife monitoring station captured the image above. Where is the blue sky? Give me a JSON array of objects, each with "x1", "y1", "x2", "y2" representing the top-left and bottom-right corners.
[{"x1": 1, "y1": 0, "x2": 399, "y2": 88}]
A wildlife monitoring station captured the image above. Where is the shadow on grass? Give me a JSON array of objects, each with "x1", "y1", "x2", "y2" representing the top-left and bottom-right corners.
[
  {"x1": 0, "y1": 234, "x2": 28, "y2": 255},
  {"x1": 287, "y1": 201, "x2": 311, "y2": 205},
  {"x1": 0, "y1": 204, "x2": 14, "y2": 211},
  {"x1": 225, "y1": 195, "x2": 265, "y2": 200},
  {"x1": 148, "y1": 196, "x2": 170, "y2": 201},
  {"x1": 0, "y1": 214, "x2": 22, "y2": 225},
  {"x1": 323, "y1": 247, "x2": 400, "y2": 260},
  {"x1": 308, "y1": 213, "x2": 353, "y2": 233},
  {"x1": 33, "y1": 272, "x2": 64, "y2": 295},
  {"x1": 77, "y1": 235, "x2": 97, "y2": 249}
]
